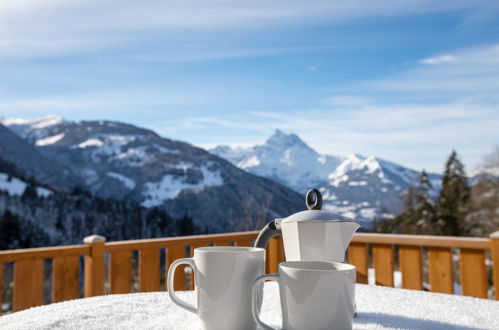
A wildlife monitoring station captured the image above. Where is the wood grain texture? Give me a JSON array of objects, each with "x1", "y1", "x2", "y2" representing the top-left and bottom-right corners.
[
  {"x1": 428, "y1": 247, "x2": 453, "y2": 294},
  {"x1": 139, "y1": 248, "x2": 160, "y2": 292},
  {"x1": 460, "y1": 249, "x2": 487, "y2": 298},
  {"x1": 234, "y1": 239, "x2": 253, "y2": 247},
  {"x1": 352, "y1": 233, "x2": 489, "y2": 249},
  {"x1": 167, "y1": 245, "x2": 187, "y2": 291},
  {"x1": 104, "y1": 231, "x2": 259, "y2": 252},
  {"x1": 491, "y1": 235, "x2": 499, "y2": 300},
  {"x1": 110, "y1": 251, "x2": 132, "y2": 294},
  {"x1": 266, "y1": 237, "x2": 280, "y2": 274},
  {"x1": 399, "y1": 246, "x2": 423, "y2": 290},
  {"x1": 0, "y1": 245, "x2": 89, "y2": 263},
  {"x1": 13, "y1": 259, "x2": 44, "y2": 311},
  {"x1": 213, "y1": 241, "x2": 232, "y2": 246},
  {"x1": 347, "y1": 243, "x2": 368, "y2": 284},
  {"x1": 83, "y1": 241, "x2": 105, "y2": 297},
  {"x1": 373, "y1": 244, "x2": 394, "y2": 287},
  {"x1": 52, "y1": 256, "x2": 80, "y2": 303}
]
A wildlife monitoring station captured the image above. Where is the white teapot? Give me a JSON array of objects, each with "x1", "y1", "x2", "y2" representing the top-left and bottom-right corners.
[{"x1": 254, "y1": 189, "x2": 360, "y2": 262}]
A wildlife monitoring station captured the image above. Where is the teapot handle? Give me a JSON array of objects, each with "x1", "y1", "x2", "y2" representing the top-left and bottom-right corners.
[{"x1": 254, "y1": 220, "x2": 282, "y2": 249}]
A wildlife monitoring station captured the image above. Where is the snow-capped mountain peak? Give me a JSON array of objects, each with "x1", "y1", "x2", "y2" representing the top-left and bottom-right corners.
[
  {"x1": 211, "y1": 129, "x2": 342, "y2": 192},
  {"x1": 1, "y1": 114, "x2": 64, "y2": 129},
  {"x1": 212, "y1": 131, "x2": 442, "y2": 224},
  {"x1": 1, "y1": 117, "x2": 304, "y2": 232},
  {"x1": 265, "y1": 129, "x2": 309, "y2": 150},
  {"x1": 1, "y1": 115, "x2": 68, "y2": 144}
]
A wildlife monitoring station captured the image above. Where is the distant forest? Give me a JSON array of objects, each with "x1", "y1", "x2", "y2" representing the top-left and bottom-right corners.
[{"x1": 0, "y1": 157, "x2": 201, "y2": 249}]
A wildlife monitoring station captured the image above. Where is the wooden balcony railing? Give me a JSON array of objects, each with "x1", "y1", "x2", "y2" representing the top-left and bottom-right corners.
[{"x1": 1, "y1": 231, "x2": 498, "y2": 315}]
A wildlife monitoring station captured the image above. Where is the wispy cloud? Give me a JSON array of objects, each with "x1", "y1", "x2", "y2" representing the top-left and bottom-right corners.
[
  {"x1": 0, "y1": 0, "x2": 489, "y2": 59},
  {"x1": 323, "y1": 96, "x2": 371, "y2": 107},
  {"x1": 146, "y1": 98, "x2": 498, "y2": 173},
  {"x1": 0, "y1": 91, "x2": 208, "y2": 119},
  {"x1": 367, "y1": 44, "x2": 499, "y2": 98},
  {"x1": 419, "y1": 54, "x2": 457, "y2": 65}
]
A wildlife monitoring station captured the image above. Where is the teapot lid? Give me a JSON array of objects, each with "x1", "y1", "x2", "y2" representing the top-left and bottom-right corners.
[{"x1": 281, "y1": 189, "x2": 355, "y2": 223}]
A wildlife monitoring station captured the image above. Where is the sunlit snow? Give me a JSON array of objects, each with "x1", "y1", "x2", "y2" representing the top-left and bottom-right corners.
[
  {"x1": 35, "y1": 133, "x2": 65, "y2": 146},
  {"x1": 348, "y1": 181, "x2": 367, "y2": 186},
  {"x1": 0, "y1": 173, "x2": 53, "y2": 197},
  {"x1": 1, "y1": 115, "x2": 63, "y2": 129},
  {"x1": 36, "y1": 187, "x2": 53, "y2": 197},
  {"x1": 141, "y1": 164, "x2": 224, "y2": 207},
  {"x1": 0, "y1": 173, "x2": 27, "y2": 195},
  {"x1": 76, "y1": 138, "x2": 104, "y2": 148}
]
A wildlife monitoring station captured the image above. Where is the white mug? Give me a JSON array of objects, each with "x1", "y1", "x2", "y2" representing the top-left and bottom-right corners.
[
  {"x1": 252, "y1": 261, "x2": 356, "y2": 330},
  {"x1": 168, "y1": 246, "x2": 265, "y2": 330}
]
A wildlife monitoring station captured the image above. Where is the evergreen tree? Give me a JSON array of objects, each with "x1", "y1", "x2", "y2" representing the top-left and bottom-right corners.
[
  {"x1": 0, "y1": 211, "x2": 22, "y2": 249},
  {"x1": 436, "y1": 150, "x2": 470, "y2": 236},
  {"x1": 374, "y1": 170, "x2": 436, "y2": 235},
  {"x1": 22, "y1": 183, "x2": 38, "y2": 199},
  {"x1": 413, "y1": 170, "x2": 436, "y2": 232},
  {"x1": 176, "y1": 214, "x2": 195, "y2": 236}
]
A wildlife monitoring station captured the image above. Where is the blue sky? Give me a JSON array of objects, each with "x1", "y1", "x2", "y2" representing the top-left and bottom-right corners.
[{"x1": 1, "y1": 1, "x2": 498, "y2": 173}]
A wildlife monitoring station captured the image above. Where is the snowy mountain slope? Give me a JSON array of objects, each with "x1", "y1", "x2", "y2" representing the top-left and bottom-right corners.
[
  {"x1": 1, "y1": 116, "x2": 303, "y2": 232},
  {"x1": 320, "y1": 153, "x2": 441, "y2": 224},
  {"x1": 0, "y1": 123, "x2": 77, "y2": 190},
  {"x1": 211, "y1": 129, "x2": 342, "y2": 192},
  {"x1": 0, "y1": 172, "x2": 53, "y2": 197},
  {"x1": 211, "y1": 130, "x2": 442, "y2": 224}
]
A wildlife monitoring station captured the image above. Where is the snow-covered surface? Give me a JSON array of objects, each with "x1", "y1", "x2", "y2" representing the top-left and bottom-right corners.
[
  {"x1": 141, "y1": 164, "x2": 224, "y2": 207},
  {"x1": 210, "y1": 129, "x2": 342, "y2": 192},
  {"x1": 1, "y1": 115, "x2": 65, "y2": 140},
  {"x1": 0, "y1": 173, "x2": 53, "y2": 197},
  {"x1": 36, "y1": 187, "x2": 53, "y2": 197},
  {"x1": 35, "y1": 133, "x2": 65, "y2": 146},
  {"x1": 76, "y1": 138, "x2": 104, "y2": 148},
  {"x1": 1, "y1": 283, "x2": 497, "y2": 329},
  {"x1": 106, "y1": 172, "x2": 136, "y2": 190},
  {"x1": 1, "y1": 115, "x2": 63, "y2": 130},
  {"x1": 212, "y1": 130, "x2": 442, "y2": 223},
  {"x1": 0, "y1": 173, "x2": 27, "y2": 196},
  {"x1": 90, "y1": 135, "x2": 139, "y2": 156}
]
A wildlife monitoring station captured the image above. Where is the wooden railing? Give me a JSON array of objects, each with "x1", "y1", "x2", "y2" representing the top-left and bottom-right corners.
[{"x1": 0, "y1": 231, "x2": 498, "y2": 315}]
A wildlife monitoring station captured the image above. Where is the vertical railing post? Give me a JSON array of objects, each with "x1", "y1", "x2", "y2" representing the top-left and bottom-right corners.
[
  {"x1": 83, "y1": 235, "x2": 106, "y2": 297},
  {"x1": 490, "y1": 231, "x2": 499, "y2": 300}
]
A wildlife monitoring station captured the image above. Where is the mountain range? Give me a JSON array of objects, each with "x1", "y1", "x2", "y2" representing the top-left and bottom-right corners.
[
  {"x1": 211, "y1": 129, "x2": 443, "y2": 225},
  {"x1": 0, "y1": 116, "x2": 303, "y2": 233}
]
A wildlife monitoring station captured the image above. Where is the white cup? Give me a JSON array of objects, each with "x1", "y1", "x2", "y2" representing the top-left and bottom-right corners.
[
  {"x1": 168, "y1": 246, "x2": 265, "y2": 330},
  {"x1": 252, "y1": 261, "x2": 356, "y2": 330}
]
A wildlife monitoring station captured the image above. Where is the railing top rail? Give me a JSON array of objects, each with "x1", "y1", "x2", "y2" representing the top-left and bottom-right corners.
[
  {"x1": 352, "y1": 233, "x2": 490, "y2": 250},
  {"x1": 0, "y1": 232, "x2": 493, "y2": 262},
  {"x1": 104, "y1": 231, "x2": 260, "y2": 252},
  {"x1": 0, "y1": 245, "x2": 90, "y2": 263}
]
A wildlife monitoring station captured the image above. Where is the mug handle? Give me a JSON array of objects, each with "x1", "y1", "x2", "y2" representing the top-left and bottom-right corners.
[
  {"x1": 167, "y1": 258, "x2": 198, "y2": 314},
  {"x1": 252, "y1": 273, "x2": 279, "y2": 330}
]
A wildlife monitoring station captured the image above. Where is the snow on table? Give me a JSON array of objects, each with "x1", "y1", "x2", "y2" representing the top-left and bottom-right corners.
[{"x1": 1, "y1": 283, "x2": 498, "y2": 330}]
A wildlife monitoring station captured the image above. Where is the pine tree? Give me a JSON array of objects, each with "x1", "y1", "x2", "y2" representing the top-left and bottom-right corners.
[
  {"x1": 436, "y1": 150, "x2": 470, "y2": 236},
  {"x1": 0, "y1": 211, "x2": 22, "y2": 249},
  {"x1": 413, "y1": 170, "x2": 436, "y2": 232},
  {"x1": 373, "y1": 170, "x2": 436, "y2": 235}
]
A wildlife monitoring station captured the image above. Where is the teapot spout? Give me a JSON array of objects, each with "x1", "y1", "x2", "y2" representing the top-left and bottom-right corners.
[
  {"x1": 339, "y1": 222, "x2": 361, "y2": 253},
  {"x1": 324, "y1": 221, "x2": 360, "y2": 262}
]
